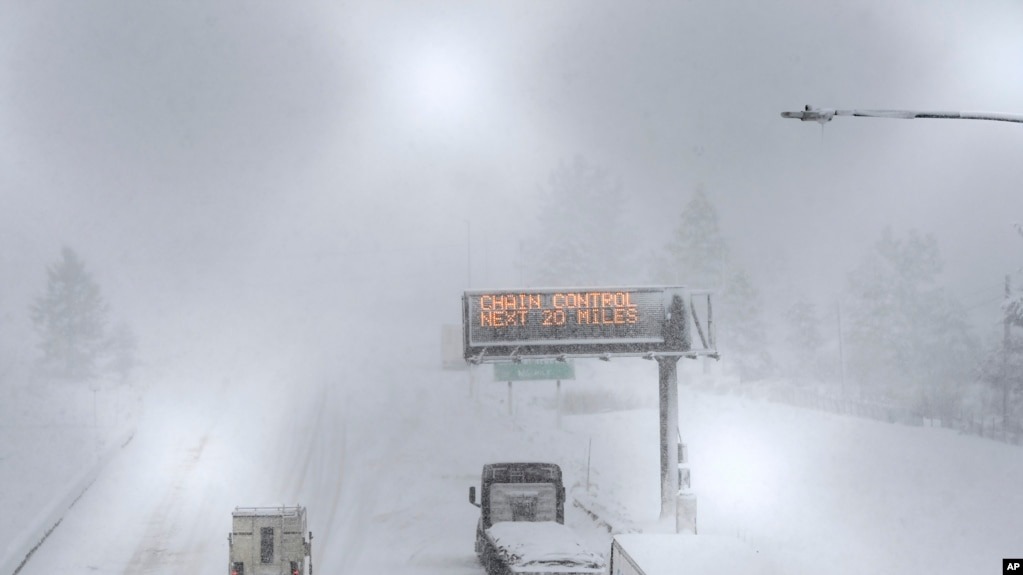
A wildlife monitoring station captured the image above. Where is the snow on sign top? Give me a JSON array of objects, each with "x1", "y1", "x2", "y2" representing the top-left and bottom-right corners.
[{"x1": 462, "y1": 286, "x2": 691, "y2": 362}]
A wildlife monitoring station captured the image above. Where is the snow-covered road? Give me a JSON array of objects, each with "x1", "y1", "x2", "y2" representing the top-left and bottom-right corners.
[
  {"x1": 13, "y1": 341, "x2": 1023, "y2": 575},
  {"x1": 14, "y1": 347, "x2": 610, "y2": 575}
]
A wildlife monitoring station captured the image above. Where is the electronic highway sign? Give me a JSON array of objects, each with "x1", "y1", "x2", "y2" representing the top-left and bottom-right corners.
[{"x1": 462, "y1": 286, "x2": 692, "y2": 362}]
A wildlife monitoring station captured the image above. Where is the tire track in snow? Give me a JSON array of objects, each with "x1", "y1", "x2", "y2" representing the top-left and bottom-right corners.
[
  {"x1": 309, "y1": 383, "x2": 348, "y2": 571},
  {"x1": 273, "y1": 379, "x2": 350, "y2": 572},
  {"x1": 276, "y1": 381, "x2": 329, "y2": 500},
  {"x1": 123, "y1": 433, "x2": 210, "y2": 573}
]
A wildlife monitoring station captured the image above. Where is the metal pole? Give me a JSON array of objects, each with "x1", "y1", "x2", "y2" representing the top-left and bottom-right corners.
[
  {"x1": 1005, "y1": 275, "x2": 1012, "y2": 426},
  {"x1": 837, "y1": 302, "x2": 846, "y2": 396},
  {"x1": 92, "y1": 385, "x2": 100, "y2": 460},
  {"x1": 657, "y1": 356, "x2": 680, "y2": 520},
  {"x1": 586, "y1": 437, "x2": 592, "y2": 491},
  {"x1": 556, "y1": 379, "x2": 562, "y2": 430},
  {"x1": 508, "y1": 381, "x2": 513, "y2": 416}
]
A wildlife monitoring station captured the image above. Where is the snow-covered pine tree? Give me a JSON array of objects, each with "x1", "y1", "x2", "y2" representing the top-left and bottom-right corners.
[
  {"x1": 719, "y1": 268, "x2": 773, "y2": 381},
  {"x1": 845, "y1": 228, "x2": 976, "y2": 407},
  {"x1": 978, "y1": 333, "x2": 1023, "y2": 427},
  {"x1": 783, "y1": 295, "x2": 826, "y2": 382},
  {"x1": 1004, "y1": 223, "x2": 1023, "y2": 326},
  {"x1": 980, "y1": 223, "x2": 1023, "y2": 427},
  {"x1": 30, "y1": 247, "x2": 109, "y2": 381},
  {"x1": 104, "y1": 321, "x2": 138, "y2": 381},
  {"x1": 653, "y1": 186, "x2": 730, "y2": 290},
  {"x1": 520, "y1": 156, "x2": 636, "y2": 287}
]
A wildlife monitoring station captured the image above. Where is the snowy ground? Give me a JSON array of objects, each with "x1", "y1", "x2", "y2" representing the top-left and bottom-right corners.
[
  {"x1": 4, "y1": 339, "x2": 1023, "y2": 575},
  {"x1": 566, "y1": 365, "x2": 1023, "y2": 574}
]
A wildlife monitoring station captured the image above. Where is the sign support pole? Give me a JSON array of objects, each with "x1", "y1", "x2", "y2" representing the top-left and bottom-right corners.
[
  {"x1": 657, "y1": 356, "x2": 680, "y2": 521},
  {"x1": 556, "y1": 379, "x2": 562, "y2": 430}
]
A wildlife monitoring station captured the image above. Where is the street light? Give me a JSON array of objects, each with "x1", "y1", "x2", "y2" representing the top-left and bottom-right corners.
[{"x1": 782, "y1": 105, "x2": 1023, "y2": 125}]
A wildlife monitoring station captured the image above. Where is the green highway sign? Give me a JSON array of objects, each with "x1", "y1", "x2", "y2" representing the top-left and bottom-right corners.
[{"x1": 493, "y1": 360, "x2": 575, "y2": 382}]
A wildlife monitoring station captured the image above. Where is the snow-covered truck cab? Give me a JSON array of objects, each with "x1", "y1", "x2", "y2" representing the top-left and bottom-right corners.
[
  {"x1": 470, "y1": 462, "x2": 565, "y2": 532},
  {"x1": 469, "y1": 463, "x2": 604, "y2": 575},
  {"x1": 228, "y1": 506, "x2": 312, "y2": 575}
]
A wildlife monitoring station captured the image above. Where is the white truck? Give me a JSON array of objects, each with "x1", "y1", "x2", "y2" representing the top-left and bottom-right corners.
[
  {"x1": 609, "y1": 533, "x2": 777, "y2": 575},
  {"x1": 228, "y1": 506, "x2": 312, "y2": 575},
  {"x1": 468, "y1": 462, "x2": 605, "y2": 575}
]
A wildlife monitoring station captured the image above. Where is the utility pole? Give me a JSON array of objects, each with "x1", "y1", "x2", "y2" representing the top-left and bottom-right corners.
[
  {"x1": 837, "y1": 302, "x2": 846, "y2": 396},
  {"x1": 1004, "y1": 275, "x2": 1012, "y2": 426}
]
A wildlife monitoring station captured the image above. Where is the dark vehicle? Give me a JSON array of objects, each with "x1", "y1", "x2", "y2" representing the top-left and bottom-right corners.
[{"x1": 469, "y1": 463, "x2": 603, "y2": 575}]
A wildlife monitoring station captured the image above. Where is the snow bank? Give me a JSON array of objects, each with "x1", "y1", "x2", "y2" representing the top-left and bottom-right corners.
[
  {"x1": 0, "y1": 427, "x2": 133, "y2": 575},
  {"x1": 613, "y1": 533, "x2": 779, "y2": 575}
]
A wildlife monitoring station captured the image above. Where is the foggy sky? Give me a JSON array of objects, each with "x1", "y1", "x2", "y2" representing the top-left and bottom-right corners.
[{"x1": 3, "y1": 0, "x2": 1023, "y2": 363}]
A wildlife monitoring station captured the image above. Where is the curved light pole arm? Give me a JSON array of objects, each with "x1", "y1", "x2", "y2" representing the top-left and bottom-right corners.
[{"x1": 782, "y1": 105, "x2": 1023, "y2": 125}]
